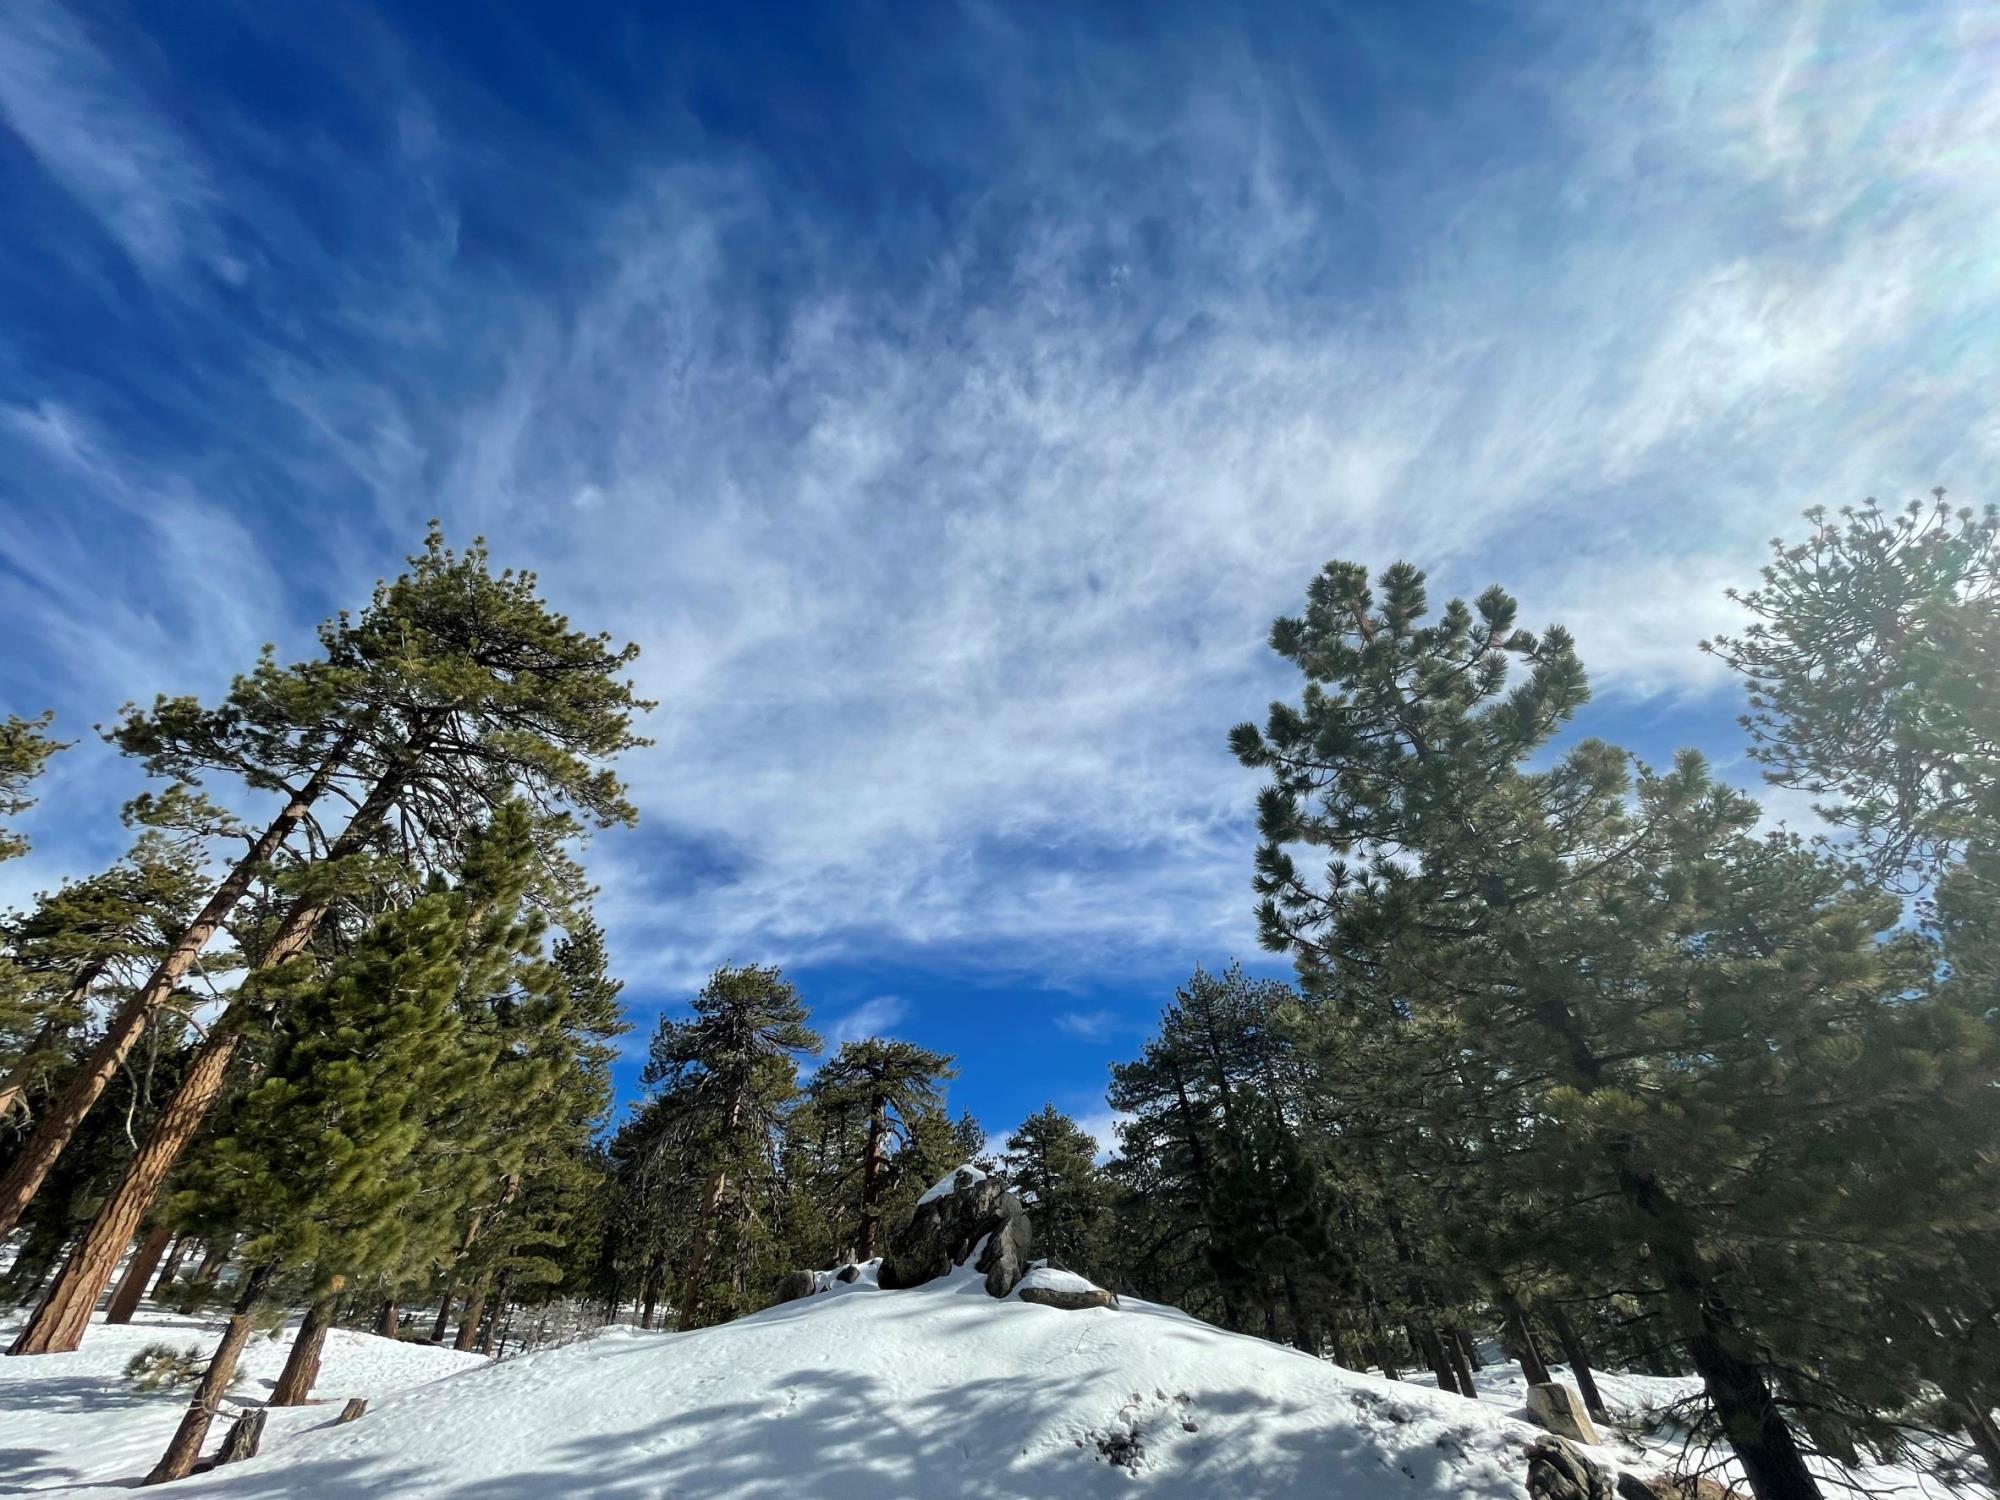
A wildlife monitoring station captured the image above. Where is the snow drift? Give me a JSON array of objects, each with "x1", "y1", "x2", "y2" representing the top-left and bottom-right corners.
[{"x1": 18, "y1": 1262, "x2": 1551, "y2": 1498}]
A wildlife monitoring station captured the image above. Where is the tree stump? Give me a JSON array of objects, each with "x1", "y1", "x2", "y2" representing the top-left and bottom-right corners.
[
  {"x1": 337, "y1": 1397, "x2": 368, "y2": 1424},
  {"x1": 215, "y1": 1408, "x2": 267, "y2": 1466}
]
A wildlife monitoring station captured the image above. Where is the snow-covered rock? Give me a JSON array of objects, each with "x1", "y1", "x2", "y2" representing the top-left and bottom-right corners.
[
  {"x1": 1013, "y1": 1265, "x2": 1116, "y2": 1311},
  {"x1": 878, "y1": 1163, "x2": 1030, "y2": 1297},
  {"x1": 916, "y1": 1162, "x2": 986, "y2": 1206}
]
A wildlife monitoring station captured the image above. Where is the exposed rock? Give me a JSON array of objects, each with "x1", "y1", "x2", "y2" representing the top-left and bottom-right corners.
[
  {"x1": 1016, "y1": 1266, "x2": 1117, "y2": 1311},
  {"x1": 1615, "y1": 1473, "x2": 1740, "y2": 1499},
  {"x1": 879, "y1": 1164, "x2": 1033, "y2": 1297},
  {"x1": 771, "y1": 1269, "x2": 818, "y2": 1305},
  {"x1": 1020, "y1": 1283, "x2": 1116, "y2": 1311},
  {"x1": 1527, "y1": 1381, "x2": 1601, "y2": 1444},
  {"x1": 1526, "y1": 1436, "x2": 1615, "y2": 1500},
  {"x1": 975, "y1": 1208, "x2": 1033, "y2": 1298},
  {"x1": 835, "y1": 1264, "x2": 862, "y2": 1285}
]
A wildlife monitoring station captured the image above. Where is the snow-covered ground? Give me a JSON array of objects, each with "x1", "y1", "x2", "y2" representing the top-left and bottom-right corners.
[
  {"x1": 1, "y1": 1269, "x2": 1980, "y2": 1497},
  {"x1": 1400, "y1": 1355, "x2": 1972, "y2": 1499},
  {"x1": 0, "y1": 1305, "x2": 483, "y2": 1493}
]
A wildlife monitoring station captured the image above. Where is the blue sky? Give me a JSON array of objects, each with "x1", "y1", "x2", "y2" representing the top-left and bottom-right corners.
[{"x1": 1, "y1": 1, "x2": 1995, "y2": 1150}]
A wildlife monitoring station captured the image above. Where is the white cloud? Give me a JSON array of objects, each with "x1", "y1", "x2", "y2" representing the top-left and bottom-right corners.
[
  {"x1": 0, "y1": 0, "x2": 230, "y2": 281},
  {"x1": 826, "y1": 995, "x2": 911, "y2": 1048},
  {"x1": 2, "y1": 1, "x2": 1994, "y2": 1017},
  {"x1": 1074, "y1": 1109, "x2": 1133, "y2": 1166},
  {"x1": 1053, "y1": 1010, "x2": 1120, "y2": 1042}
]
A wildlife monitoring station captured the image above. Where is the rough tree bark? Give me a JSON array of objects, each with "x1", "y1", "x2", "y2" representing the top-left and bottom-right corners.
[
  {"x1": 192, "y1": 1241, "x2": 229, "y2": 1285},
  {"x1": 677, "y1": 1088, "x2": 745, "y2": 1330},
  {"x1": 9, "y1": 765, "x2": 411, "y2": 1358},
  {"x1": 377, "y1": 1299, "x2": 400, "y2": 1339},
  {"x1": 144, "y1": 1262, "x2": 275, "y2": 1485},
  {"x1": 0, "y1": 742, "x2": 354, "y2": 1239},
  {"x1": 1444, "y1": 1324, "x2": 1479, "y2": 1398},
  {"x1": 151, "y1": 1237, "x2": 190, "y2": 1300},
  {"x1": 106, "y1": 1223, "x2": 174, "y2": 1325},
  {"x1": 856, "y1": 1098, "x2": 889, "y2": 1262},
  {"x1": 453, "y1": 1276, "x2": 489, "y2": 1353},
  {"x1": 1498, "y1": 1288, "x2": 1553, "y2": 1386},
  {"x1": 270, "y1": 1276, "x2": 344, "y2": 1406},
  {"x1": 429, "y1": 1285, "x2": 456, "y2": 1343},
  {"x1": 1548, "y1": 1303, "x2": 1610, "y2": 1423}
]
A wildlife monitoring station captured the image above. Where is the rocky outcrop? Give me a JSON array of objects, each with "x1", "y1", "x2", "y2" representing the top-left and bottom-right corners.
[
  {"x1": 771, "y1": 1269, "x2": 818, "y2": 1305},
  {"x1": 1527, "y1": 1381, "x2": 1601, "y2": 1444},
  {"x1": 1019, "y1": 1282, "x2": 1116, "y2": 1311},
  {"x1": 1526, "y1": 1437, "x2": 1614, "y2": 1500},
  {"x1": 879, "y1": 1165, "x2": 1033, "y2": 1298}
]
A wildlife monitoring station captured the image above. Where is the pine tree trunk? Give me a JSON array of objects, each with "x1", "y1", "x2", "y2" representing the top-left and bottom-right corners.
[
  {"x1": 378, "y1": 1300, "x2": 399, "y2": 1339},
  {"x1": 151, "y1": 1238, "x2": 190, "y2": 1300},
  {"x1": 11, "y1": 1030, "x2": 244, "y2": 1356},
  {"x1": 1548, "y1": 1303, "x2": 1610, "y2": 1422},
  {"x1": 144, "y1": 1261, "x2": 275, "y2": 1484},
  {"x1": 1950, "y1": 1385, "x2": 2000, "y2": 1484},
  {"x1": 454, "y1": 1276, "x2": 488, "y2": 1352},
  {"x1": 856, "y1": 1101, "x2": 887, "y2": 1262},
  {"x1": 6, "y1": 1227, "x2": 66, "y2": 1307},
  {"x1": 10, "y1": 758, "x2": 416, "y2": 1358},
  {"x1": 1611, "y1": 1160, "x2": 1822, "y2": 1500},
  {"x1": 1445, "y1": 1324, "x2": 1479, "y2": 1398},
  {"x1": 1453, "y1": 1326, "x2": 1483, "y2": 1370},
  {"x1": 271, "y1": 1283, "x2": 342, "y2": 1406},
  {"x1": 193, "y1": 1241, "x2": 229, "y2": 1284},
  {"x1": 106, "y1": 1223, "x2": 173, "y2": 1325},
  {"x1": 1498, "y1": 1289, "x2": 1552, "y2": 1385},
  {"x1": 430, "y1": 1283, "x2": 456, "y2": 1343},
  {"x1": 0, "y1": 741, "x2": 355, "y2": 1240},
  {"x1": 1414, "y1": 1322, "x2": 1464, "y2": 1396},
  {"x1": 478, "y1": 1277, "x2": 509, "y2": 1356},
  {"x1": 1280, "y1": 1268, "x2": 1318, "y2": 1358},
  {"x1": 1535, "y1": 992, "x2": 1821, "y2": 1500},
  {"x1": 677, "y1": 1168, "x2": 730, "y2": 1331}
]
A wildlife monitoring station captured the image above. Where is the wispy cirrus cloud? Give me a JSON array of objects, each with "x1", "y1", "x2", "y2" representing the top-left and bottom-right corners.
[
  {"x1": 826, "y1": 996, "x2": 911, "y2": 1049},
  {"x1": 1053, "y1": 1011, "x2": 1121, "y2": 1043},
  {"x1": 0, "y1": 0, "x2": 233, "y2": 282},
  {"x1": 1, "y1": 0, "x2": 1995, "y2": 1059}
]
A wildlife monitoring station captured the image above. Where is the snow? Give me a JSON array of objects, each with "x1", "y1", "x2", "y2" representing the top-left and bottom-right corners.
[
  {"x1": 1398, "y1": 1355, "x2": 1962, "y2": 1499},
  {"x1": 915, "y1": 1162, "x2": 985, "y2": 1205},
  {"x1": 0, "y1": 1304, "x2": 483, "y2": 1494},
  {"x1": 4, "y1": 1271, "x2": 1967, "y2": 1497},
  {"x1": 5, "y1": 1261, "x2": 1546, "y2": 1497},
  {"x1": 1011, "y1": 1265, "x2": 1104, "y2": 1300}
]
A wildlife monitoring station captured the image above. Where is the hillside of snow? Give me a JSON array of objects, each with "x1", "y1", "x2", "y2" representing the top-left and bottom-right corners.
[
  {"x1": 0, "y1": 1304, "x2": 483, "y2": 1493},
  {"x1": 7, "y1": 1263, "x2": 1540, "y2": 1498},
  {"x1": 3, "y1": 1263, "x2": 1962, "y2": 1497}
]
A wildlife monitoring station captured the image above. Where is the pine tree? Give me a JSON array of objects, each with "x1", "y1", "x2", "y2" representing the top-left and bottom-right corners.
[
  {"x1": 145, "y1": 804, "x2": 556, "y2": 1479},
  {"x1": 0, "y1": 811, "x2": 216, "y2": 1121},
  {"x1": 0, "y1": 711, "x2": 61, "y2": 862},
  {"x1": 1709, "y1": 495, "x2": 2000, "y2": 1478},
  {"x1": 8, "y1": 527, "x2": 651, "y2": 1356},
  {"x1": 1002, "y1": 1105, "x2": 1110, "y2": 1277},
  {"x1": 640, "y1": 965, "x2": 818, "y2": 1328},
  {"x1": 809, "y1": 1038, "x2": 956, "y2": 1260},
  {"x1": 1230, "y1": 558, "x2": 1920, "y2": 1500}
]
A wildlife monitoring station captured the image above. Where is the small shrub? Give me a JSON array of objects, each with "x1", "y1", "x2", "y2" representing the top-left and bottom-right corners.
[{"x1": 124, "y1": 1342, "x2": 205, "y2": 1392}]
